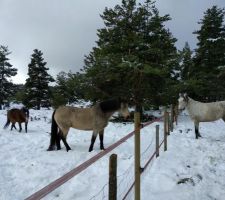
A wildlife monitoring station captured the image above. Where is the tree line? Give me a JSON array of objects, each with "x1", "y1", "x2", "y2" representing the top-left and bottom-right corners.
[{"x1": 0, "y1": 0, "x2": 225, "y2": 110}]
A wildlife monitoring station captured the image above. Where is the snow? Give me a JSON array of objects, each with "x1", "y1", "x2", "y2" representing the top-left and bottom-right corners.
[
  {"x1": 206, "y1": 37, "x2": 223, "y2": 42},
  {"x1": 0, "y1": 108, "x2": 225, "y2": 200},
  {"x1": 142, "y1": 114, "x2": 225, "y2": 200}
]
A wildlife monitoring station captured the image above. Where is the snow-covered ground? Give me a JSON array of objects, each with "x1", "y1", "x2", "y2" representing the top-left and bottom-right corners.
[
  {"x1": 142, "y1": 114, "x2": 225, "y2": 200},
  {"x1": 0, "y1": 107, "x2": 225, "y2": 200}
]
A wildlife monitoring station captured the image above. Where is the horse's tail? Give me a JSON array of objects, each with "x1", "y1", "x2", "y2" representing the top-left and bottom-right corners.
[
  {"x1": 3, "y1": 117, "x2": 10, "y2": 129},
  {"x1": 47, "y1": 110, "x2": 58, "y2": 151}
]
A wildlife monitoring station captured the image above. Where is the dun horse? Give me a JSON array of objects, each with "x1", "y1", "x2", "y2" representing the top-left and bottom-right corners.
[
  {"x1": 178, "y1": 93, "x2": 225, "y2": 139},
  {"x1": 47, "y1": 98, "x2": 130, "y2": 152},
  {"x1": 4, "y1": 107, "x2": 29, "y2": 133}
]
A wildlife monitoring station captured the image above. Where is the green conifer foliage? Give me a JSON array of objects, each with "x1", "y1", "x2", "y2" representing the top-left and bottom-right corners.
[
  {"x1": 0, "y1": 45, "x2": 17, "y2": 109},
  {"x1": 192, "y1": 6, "x2": 225, "y2": 99},
  {"x1": 24, "y1": 49, "x2": 54, "y2": 109},
  {"x1": 82, "y1": 0, "x2": 178, "y2": 108}
]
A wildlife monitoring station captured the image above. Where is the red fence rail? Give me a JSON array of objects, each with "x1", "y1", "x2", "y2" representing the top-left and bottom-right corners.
[{"x1": 25, "y1": 117, "x2": 162, "y2": 200}]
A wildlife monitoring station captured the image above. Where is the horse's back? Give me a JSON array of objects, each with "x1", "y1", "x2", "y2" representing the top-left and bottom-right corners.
[
  {"x1": 55, "y1": 106, "x2": 95, "y2": 130},
  {"x1": 7, "y1": 108, "x2": 26, "y2": 123},
  {"x1": 188, "y1": 100, "x2": 225, "y2": 122}
]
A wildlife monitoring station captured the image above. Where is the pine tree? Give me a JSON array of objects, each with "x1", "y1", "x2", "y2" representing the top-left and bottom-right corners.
[
  {"x1": 52, "y1": 71, "x2": 86, "y2": 108},
  {"x1": 82, "y1": 0, "x2": 178, "y2": 109},
  {"x1": 0, "y1": 45, "x2": 17, "y2": 109},
  {"x1": 179, "y1": 42, "x2": 193, "y2": 81},
  {"x1": 192, "y1": 6, "x2": 225, "y2": 99},
  {"x1": 24, "y1": 49, "x2": 54, "y2": 109}
]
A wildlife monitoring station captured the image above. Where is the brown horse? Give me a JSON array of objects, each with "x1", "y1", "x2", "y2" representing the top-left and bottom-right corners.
[
  {"x1": 4, "y1": 107, "x2": 29, "y2": 133},
  {"x1": 47, "y1": 98, "x2": 130, "y2": 152}
]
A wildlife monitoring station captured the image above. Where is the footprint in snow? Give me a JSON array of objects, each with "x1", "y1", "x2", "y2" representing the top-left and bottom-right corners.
[{"x1": 177, "y1": 174, "x2": 203, "y2": 186}]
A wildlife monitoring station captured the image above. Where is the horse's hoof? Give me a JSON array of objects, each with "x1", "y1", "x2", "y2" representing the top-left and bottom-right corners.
[
  {"x1": 100, "y1": 146, "x2": 105, "y2": 150},
  {"x1": 47, "y1": 146, "x2": 55, "y2": 151},
  {"x1": 89, "y1": 148, "x2": 93, "y2": 152},
  {"x1": 66, "y1": 148, "x2": 71, "y2": 152}
]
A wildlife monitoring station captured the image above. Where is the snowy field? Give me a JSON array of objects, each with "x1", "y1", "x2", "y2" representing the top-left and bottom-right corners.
[{"x1": 0, "y1": 106, "x2": 225, "y2": 200}]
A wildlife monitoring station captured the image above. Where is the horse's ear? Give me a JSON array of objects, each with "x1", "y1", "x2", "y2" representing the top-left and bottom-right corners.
[
  {"x1": 118, "y1": 97, "x2": 127, "y2": 104},
  {"x1": 183, "y1": 93, "x2": 189, "y2": 102}
]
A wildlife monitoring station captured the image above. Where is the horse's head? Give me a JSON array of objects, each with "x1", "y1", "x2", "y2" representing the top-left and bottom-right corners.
[
  {"x1": 119, "y1": 102, "x2": 130, "y2": 119},
  {"x1": 178, "y1": 93, "x2": 189, "y2": 111},
  {"x1": 21, "y1": 107, "x2": 30, "y2": 122},
  {"x1": 99, "y1": 98, "x2": 130, "y2": 118}
]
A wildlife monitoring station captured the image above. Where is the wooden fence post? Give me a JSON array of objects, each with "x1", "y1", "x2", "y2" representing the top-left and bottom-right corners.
[
  {"x1": 170, "y1": 104, "x2": 174, "y2": 132},
  {"x1": 167, "y1": 112, "x2": 170, "y2": 135},
  {"x1": 109, "y1": 154, "x2": 117, "y2": 200},
  {"x1": 174, "y1": 104, "x2": 178, "y2": 125},
  {"x1": 164, "y1": 111, "x2": 167, "y2": 151},
  {"x1": 134, "y1": 112, "x2": 141, "y2": 200},
  {"x1": 156, "y1": 125, "x2": 159, "y2": 158}
]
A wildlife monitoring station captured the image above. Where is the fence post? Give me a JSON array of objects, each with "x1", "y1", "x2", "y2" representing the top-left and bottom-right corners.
[
  {"x1": 134, "y1": 112, "x2": 141, "y2": 200},
  {"x1": 167, "y1": 112, "x2": 170, "y2": 135},
  {"x1": 109, "y1": 154, "x2": 117, "y2": 200},
  {"x1": 164, "y1": 112, "x2": 167, "y2": 151},
  {"x1": 175, "y1": 104, "x2": 178, "y2": 125},
  {"x1": 170, "y1": 104, "x2": 174, "y2": 132},
  {"x1": 156, "y1": 125, "x2": 160, "y2": 158}
]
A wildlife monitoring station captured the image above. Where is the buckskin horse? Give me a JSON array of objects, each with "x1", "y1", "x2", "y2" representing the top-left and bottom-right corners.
[{"x1": 47, "y1": 98, "x2": 130, "y2": 152}]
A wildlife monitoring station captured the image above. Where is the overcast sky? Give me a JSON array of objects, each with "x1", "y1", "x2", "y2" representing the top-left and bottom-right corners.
[{"x1": 0, "y1": 0, "x2": 224, "y2": 84}]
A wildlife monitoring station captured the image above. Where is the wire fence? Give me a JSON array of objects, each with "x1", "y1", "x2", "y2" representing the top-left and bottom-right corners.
[
  {"x1": 88, "y1": 182, "x2": 108, "y2": 200},
  {"x1": 88, "y1": 118, "x2": 166, "y2": 200},
  {"x1": 25, "y1": 112, "x2": 172, "y2": 200}
]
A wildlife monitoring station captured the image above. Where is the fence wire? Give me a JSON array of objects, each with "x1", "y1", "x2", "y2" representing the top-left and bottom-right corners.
[
  {"x1": 88, "y1": 182, "x2": 108, "y2": 200},
  {"x1": 117, "y1": 163, "x2": 135, "y2": 199},
  {"x1": 87, "y1": 117, "x2": 165, "y2": 200}
]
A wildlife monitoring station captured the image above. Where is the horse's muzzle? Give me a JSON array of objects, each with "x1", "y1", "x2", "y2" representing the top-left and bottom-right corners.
[
  {"x1": 178, "y1": 108, "x2": 185, "y2": 113},
  {"x1": 124, "y1": 114, "x2": 130, "y2": 120}
]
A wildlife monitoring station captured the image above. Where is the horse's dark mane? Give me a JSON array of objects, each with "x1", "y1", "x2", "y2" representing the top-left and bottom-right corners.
[
  {"x1": 21, "y1": 107, "x2": 29, "y2": 117},
  {"x1": 99, "y1": 98, "x2": 122, "y2": 113}
]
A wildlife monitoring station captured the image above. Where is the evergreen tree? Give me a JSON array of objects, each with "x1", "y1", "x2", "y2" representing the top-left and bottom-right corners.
[
  {"x1": 82, "y1": 0, "x2": 178, "y2": 109},
  {"x1": 176, "y1": 42, "x2": 198, "y2": 96},
  {"x1": 13, "y1": 84, "x2": 25, "y2": 103},
  {"x1": 192, "y1": 6, "x2": 225, "y2": 100},
  {"x1": 179, "y1": 42, "x2": 193, "y2": 81},
  {"x1": 24, "y1": 49, "x2": 54, "y2": 109},
  {"x1": 0, "y1": 45, "x2": 17, "y2": 109},
  {"x1": 51, "y1": 71, "x2": 68, "y2": 107},
  {"x1": 52, "y1": 71, "x2": 86, "y2": 107}
]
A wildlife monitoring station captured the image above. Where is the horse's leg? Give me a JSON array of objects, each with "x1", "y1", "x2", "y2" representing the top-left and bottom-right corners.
[
  {"x1": 222, "y1": 116, "x2": 225, "y2": 122},
  {"x1": 194, "y1": 121, "x2": 201, "y2": 139},
  {"x1": 12, "y1": 123, "x2": 17, "y2": 130},
  {"x1": 89, "y1": 131, "x2": 98, "y2": 152},
  {"x1": 10, "y1": 122, "x2": 16, "y2": 130},
  {"x1": 25, "y1": 122, "x2": 28, "y2": 133},
  {"x1": 56, "y1": 130, "x2": 61, "y2": 150},
  {"x1": 59, "y1": 128, "x2": 71, "y2": 152},
  {"x1": 19, "y1": 123, "x2": 22, "y2": 132},
  {"x1": 99, "y1": 129, "x2": 105, "y2": 150},
  {"x1": 11, "y1": 123, "x2": 14, "y2": 130}
]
